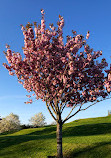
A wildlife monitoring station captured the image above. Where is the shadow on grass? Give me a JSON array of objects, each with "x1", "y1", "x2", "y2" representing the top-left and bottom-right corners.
[
  {"x1": 0, "y1": 134, "x2": 56, "y2": 151},
  {"x1": 24, "y1": 123, "x2": 111, "y2": 137},
  {"x1": 63, "y1": 123, "x2": 111, "y2": 137},
  {"x1": 64, "y1": 141, "x2": 111, "y2": 158},
  {"x1": 26, "y1": 126, "x2": 56, "y2": 136},
  {"x1": 47, "y1": 156, "x2": 57, "y2": 158},
  {"x1": 0, "y1": 126, "x2": 57, "y2": 152},
  {"x1": 0, "y1": 123, "x2": 111, "y2": 157}
]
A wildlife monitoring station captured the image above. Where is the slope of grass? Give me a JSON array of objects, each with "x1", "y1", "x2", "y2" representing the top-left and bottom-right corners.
[{"x1": 1, "y1": 115, "x2": 111, "y2": 157}]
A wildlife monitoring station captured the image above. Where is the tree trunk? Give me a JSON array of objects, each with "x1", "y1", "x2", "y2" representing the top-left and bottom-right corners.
[{"x1": 56, "y1": 120, "x2": 63, "y2": 158}]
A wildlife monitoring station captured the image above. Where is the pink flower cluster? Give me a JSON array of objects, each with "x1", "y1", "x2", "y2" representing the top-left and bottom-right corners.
[
  {"x1": 86, "y1": 31, "x2": 90, "y2": 39},
  {"x1": 104, "y1": 65, "x2": 111, "y2": 92},
  {"x1": 3, "y1": 10, "x2": 110, "y2": 108}
]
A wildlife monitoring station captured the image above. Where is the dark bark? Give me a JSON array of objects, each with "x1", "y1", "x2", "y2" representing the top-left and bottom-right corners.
[{"x1": 56, "y1": 114, "x2": 63, "y2": 158}]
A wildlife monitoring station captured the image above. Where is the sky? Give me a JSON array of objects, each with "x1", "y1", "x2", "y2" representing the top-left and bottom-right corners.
[{"x1": 0, "y1": 0, "x2": 111, "y2": 125}]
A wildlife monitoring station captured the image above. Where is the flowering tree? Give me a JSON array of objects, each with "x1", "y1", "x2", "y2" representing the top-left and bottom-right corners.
[
  {"x1": 0, "y1": 113, "x2": 21, "y2": 134},
  {"x1": 29, "y1": 112, "x2": 46, "y2": 127},
  {"x1": 3, "y1": 9, "x2": 111, "y2": 157},
  {"x1": 50, "y1": 121, "x2": 57, "y2": 125}
]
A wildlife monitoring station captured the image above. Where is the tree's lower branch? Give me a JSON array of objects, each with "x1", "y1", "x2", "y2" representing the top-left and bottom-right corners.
[
  {"x1": 63, "y1": 105, "x2": 76, "y2": 122},
  {"x1": 46, "y1": 102, "x2": 56, "y2": 121},
  {"x1": 60, "y1": 102, "x2": 67, "y2": 113},
  {"x1": 49, "y1": 102, "x2": 57, "y2": 115},
  {"x1": 62, "y1": 107, "x2": 81, "y2": 124},
  {"x1": 63, "y1": 95, "x2": 111, "y2": 124},
  {"x1": 60, "y1": 88, "x2": 75, "y2": 110},
  {"x1": 81, "y1": 96, "x2": 111, "y2": 111},
  {"x1": 80, "y1": 102, "x2": 97, "y2": 111}
]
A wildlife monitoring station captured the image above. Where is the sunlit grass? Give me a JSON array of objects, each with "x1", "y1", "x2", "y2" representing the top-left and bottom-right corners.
[{"x1": 1, "y1": 115, "x2": 111, "y2": 157}]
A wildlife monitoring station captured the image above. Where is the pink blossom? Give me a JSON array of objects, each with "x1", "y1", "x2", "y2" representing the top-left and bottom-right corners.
[
  {"x1": 18, "y1": 81, "x2": 23, "y2": 84},
  {"x1": 66, "y1": 104, "x2": 70, "y2": 107},
  {"x1": 26, "y1": 95, "x2": 31, "y2": 98},
  {"x1": 9, "y1": 71, "x2": 14, "y2": 76},
  {"x1": 82, "y1": 91, "x2": 86, "y2": 96},
  {"x1": 108, "y1": 73, "x2": 111, "y2": 81},
  {"x1": 93, "y1": 97, "x2": 96, "y2": 101},
  {"x1": 86, "y1": 31, "x2": 90, "y2": 39},
  {"x1": 41, "y1": 9, "x2": 44, "y2": 14},
  {"x1": 29, "y1": 99, "x2": 32, "y2": 103}
]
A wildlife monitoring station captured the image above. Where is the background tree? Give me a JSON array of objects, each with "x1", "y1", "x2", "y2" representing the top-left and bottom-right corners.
[
  {"x1": 3, "y1": 9, "x2": 111, "y2": 157},
  {"x1": 0, "y1": 113, "x2": 21, "y2": 134},
  {"x1": 50, "y1": 121, "x2": 57, "y2": 125},
  {"x1": 29, "y1": 112, "x2": 46, "y2": 127}
]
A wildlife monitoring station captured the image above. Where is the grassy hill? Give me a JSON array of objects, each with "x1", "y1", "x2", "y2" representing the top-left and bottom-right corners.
[{"x1": 1, "y1": 115, "x2": 111, "y2": 158}]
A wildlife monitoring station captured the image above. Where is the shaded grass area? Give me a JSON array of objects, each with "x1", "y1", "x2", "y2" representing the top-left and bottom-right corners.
[{"x1": 1, "y1": 116, "x2": 111, "y2": 157}]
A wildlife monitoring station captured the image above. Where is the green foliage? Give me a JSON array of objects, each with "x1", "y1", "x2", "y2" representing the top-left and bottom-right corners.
[{"x1": 1, "y1": 116, "x2": 111, "y2": 157}]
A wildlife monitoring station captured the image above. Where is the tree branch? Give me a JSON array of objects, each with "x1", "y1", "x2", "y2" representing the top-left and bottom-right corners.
[
  {"x1": 60, "y1": 102, "x2": 67, "y2": 113},
  {"x1": 81, "y1": 96, "x2": 111, "y2": 111},
  {"x1": 46, "y1": 102, "x2": 56, "y2": 121},
  {"x1": 62, "y1": 107, "x2": 81, "y2": 124},
  {"x1": 63, "y1": 95, "x2": 111, "y2": 124},
  {"x1": 80, "y1": 102, "x2": 97, "y2": 111},
  {"x1": 49, "y1": 101, "x2": 57, "y2": 115},
  {"x1": 63, "y1": 104, "x2": 77, "y2": 122},
  {"x1": 45, "y1": 88, "x2": 58, "y2": 115},
  {"x1": 60, "y1": 88, "x2": 75, "y2": 110}
]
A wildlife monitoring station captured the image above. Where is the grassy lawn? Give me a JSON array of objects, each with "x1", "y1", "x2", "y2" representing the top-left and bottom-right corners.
[{"x1": 1, "y1": 116, "x2": 111, "y2": 157}]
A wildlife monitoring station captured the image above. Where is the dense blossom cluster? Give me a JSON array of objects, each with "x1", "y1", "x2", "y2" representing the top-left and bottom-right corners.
[
  {"x1": 29, "y1": 112, "x2": 46, "y2": 127},
  {"x1": 0, "y1": 113, "x2": 20, "y2": 134},
  {"x1": 3, "y1": 9, "x2": 110, "y2": 112},
  {"x1": 104, "y1": 65, "x2": 111, "y2": 92}
]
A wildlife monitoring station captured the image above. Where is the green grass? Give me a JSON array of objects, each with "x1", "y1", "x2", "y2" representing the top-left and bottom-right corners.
[{"x1": 1, "y1": 115, "x2": 111, "y2": 157}]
